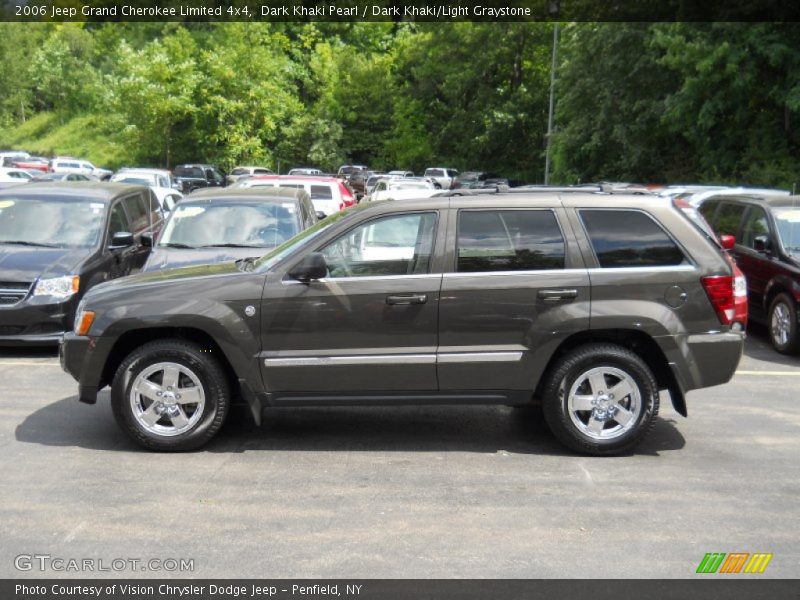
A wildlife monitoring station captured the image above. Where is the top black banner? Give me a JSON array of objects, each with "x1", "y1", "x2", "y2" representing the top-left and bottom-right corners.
[{"x1": 1, "y1": 0, "x2": 799, "y2": 22}]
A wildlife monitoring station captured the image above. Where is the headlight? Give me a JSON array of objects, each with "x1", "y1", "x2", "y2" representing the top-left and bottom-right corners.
[{"x1": 33, "y1": 275, "x2": 80, "y2": 299}]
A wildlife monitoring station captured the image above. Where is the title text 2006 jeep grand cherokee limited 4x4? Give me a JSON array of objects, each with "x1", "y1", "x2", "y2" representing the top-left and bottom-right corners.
[{"x1": 60, "y1": 193, "x2": 747, "y2": 455}]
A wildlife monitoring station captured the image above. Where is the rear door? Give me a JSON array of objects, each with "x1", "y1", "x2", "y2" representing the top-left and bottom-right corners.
[{"x1": 437, "y1": 203, "x2": 590, "y2": 391}]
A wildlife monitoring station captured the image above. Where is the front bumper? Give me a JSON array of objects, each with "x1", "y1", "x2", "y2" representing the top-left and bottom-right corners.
[
  {"x1": 60, "y1": 333, "x2": 112, "y2": 404},
  {"x1": 0, "y1": 298, "x2": 74, "y2": 346}
]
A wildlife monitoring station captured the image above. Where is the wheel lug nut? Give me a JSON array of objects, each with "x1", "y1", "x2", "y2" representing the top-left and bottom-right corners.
[{"x1": 176, "y1": 394, "x2": 181, "y2": 400}]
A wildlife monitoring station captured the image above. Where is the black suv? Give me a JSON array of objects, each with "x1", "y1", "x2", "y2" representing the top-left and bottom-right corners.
[
  {"x1": 173, "y1": 164, "x2": 226, "y2": 194},
  {"x1": 0, "y1": 182, "x2": 162, "y2": 344},
  {"x1": 699, "y1": 194, "x2": 800, "y2": 353},
  {"x1": 61, "y1": 193, "x2": 746, "y2": 454}
]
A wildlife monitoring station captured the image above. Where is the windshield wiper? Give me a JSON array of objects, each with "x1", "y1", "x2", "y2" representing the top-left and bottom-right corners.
[
  {"x1": 159, "y1": 242, "x2": 196, "y2": 249},
  {"x1": 0, "y1": 240, "x2": 59, "y2": 247}
]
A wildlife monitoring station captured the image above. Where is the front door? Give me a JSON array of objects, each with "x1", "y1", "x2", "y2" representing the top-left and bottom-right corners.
[{"x1": 259, "y1": 210, "x2": 444, "y2": 395}]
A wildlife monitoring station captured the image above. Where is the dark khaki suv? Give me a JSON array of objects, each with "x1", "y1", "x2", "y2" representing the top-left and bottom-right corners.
[{"x1": 60, "y1": 193, "x2": 746, "y2": 455}]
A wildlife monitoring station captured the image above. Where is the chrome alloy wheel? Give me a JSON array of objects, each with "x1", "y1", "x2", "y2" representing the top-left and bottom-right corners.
[
  {"x1": 771, "y1": 301, "x2": 792, "y2": 347},
  {"x1": 130, "y1": 362, "x2": 205, "y2": 437},
  {"x1": 563, "y1": 366, "x2": 641, "y2": 440}
]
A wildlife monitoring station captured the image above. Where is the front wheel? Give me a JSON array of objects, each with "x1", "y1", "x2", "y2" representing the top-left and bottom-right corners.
[
  {"x1": 768, "y1": 293, "x2": 799, "y2": 354},
  {"x1": 542, "y1": 344, "x2": 659, "y2": 455},
  {"x1": 111, "y1": 339, "x2": 230, "y2": 451}
]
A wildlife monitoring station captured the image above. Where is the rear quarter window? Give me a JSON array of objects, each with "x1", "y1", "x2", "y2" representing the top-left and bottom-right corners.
[{"x1": 580, "y1": 209, "x2": 687, "y2": 268}]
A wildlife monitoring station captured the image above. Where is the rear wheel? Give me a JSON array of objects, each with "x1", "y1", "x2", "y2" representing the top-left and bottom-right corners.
[
  {"x1": 768, "y1": 293, "x2": 799, "y2": 354},
  {"x1": 111, "y1": 339, "x2": 230, "y2": 451},
  {"x1": 542, "y1": 344, "x2": 659, "y2": 455}
]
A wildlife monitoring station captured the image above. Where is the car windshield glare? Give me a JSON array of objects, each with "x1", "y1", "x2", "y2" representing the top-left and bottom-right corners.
[
  {"x1": 774, "y1": 207, "x2": 800, "y2": 254},
  {"x1": 159, "y1": 202, "x2": 301, "y2": 249},
  {"x1": 0, "y1": 197, "x2": 103, "y2": 247}
]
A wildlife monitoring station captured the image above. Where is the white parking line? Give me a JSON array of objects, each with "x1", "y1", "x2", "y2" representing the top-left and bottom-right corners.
[
  {"x1": 0, "y1": 361, "x2": 61, "y2": 366},
  {"x1": 735, "y1": 370, "x2": 800, "y2": 375}
]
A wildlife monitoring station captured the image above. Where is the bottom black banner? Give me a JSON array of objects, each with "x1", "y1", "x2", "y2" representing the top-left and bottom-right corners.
[{"x1": 2, "y1": 579, "x2": 798, "y2": 600}]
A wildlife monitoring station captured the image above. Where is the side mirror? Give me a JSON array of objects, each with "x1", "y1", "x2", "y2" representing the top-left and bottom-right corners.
[
  {"x1": 719, "y1": 234, "x2": 735, "y2": 251},
  {"x1": 141, "y1": 232, "x2": 153, "y2": 248},
  {"x1": 288, "y1": 252, "x2": 327, "y2": 283},
  {"x1": 315, "y1": 211, "x2": 326, "y2": 221},
  {"x1": 753, "y1": 235, "x2": 770, "y2": 253},
  {"x1": 109, "y1": 231, "x2": 134, "y2": 249}
]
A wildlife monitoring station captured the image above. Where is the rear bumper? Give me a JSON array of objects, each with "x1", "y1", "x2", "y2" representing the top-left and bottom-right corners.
[{"x1": 657, "y1": 331, "x2": 745, "y2": 393}]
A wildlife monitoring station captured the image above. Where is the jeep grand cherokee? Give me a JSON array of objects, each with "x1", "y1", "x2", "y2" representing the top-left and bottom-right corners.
[{"x1": 60, "y1": 193, "x2": 746, "y2": 454}]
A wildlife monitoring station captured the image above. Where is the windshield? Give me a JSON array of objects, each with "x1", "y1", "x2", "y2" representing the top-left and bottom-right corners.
[
  {"x1": 255, "y1": 209, "x2": 352, "y2": 271},
  {"x1": 159, "y1": 201, "x2": 301, "y2": 249},
  {"x1": 0, "y1": 197, "x2": 104, "y2": 247},
  {"x1": 774, "y1": 208, "x2": 800, "y2": 255}
]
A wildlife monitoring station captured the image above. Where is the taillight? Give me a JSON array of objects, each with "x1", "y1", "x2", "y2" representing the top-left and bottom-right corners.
[
  {"x1": 701, "y1": 265, "x2": 748, "y2": 330},
  {"x1": 339, "y1": 183, "x2": 355, "y2": 207}
]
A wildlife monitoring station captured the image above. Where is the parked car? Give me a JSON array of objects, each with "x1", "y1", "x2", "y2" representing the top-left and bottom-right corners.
[
  {"x1": 111, "y1": 169, "x2": 183, "y2": 213},
  {"x1": 453, "y1": 171, "x2": 509, "y2": 191},
  {"x1": 337, "y1": 165, "x2": 369, "y2": 199},
  {"x1": 30, "y1": 172, "x2": 96, "y2": 183},
  {"x1": 0, "y1": 151, "x2": 30, "y2": 167},
  {"x1": 173, "y1": 164, "x2": 226, "y2": 194},
  {"x1": 287, "y1": 167, "x2": 324, "y2": 176},
  {"x1": 233, "y1": 175, "x2": 355, "y2": 218},
  {"x1": 0, "y1": 182, "x2": 163, "y2": 345},
  {"x1": 423, "y1": 167, "x2": 459, "y2": 190},
  {"x1": 49, "y1": 158, "x2": 112, "y2": 180},
  {"x1": 364, "y1": 172, "x2": 387, "y2": 197},
  {"x1": 688, "y1": 186, "x2": 789, "y2": 208},
  {"x1": 699, "y1": 194, "x2": 800, "y2": 353},
  {"x1": 0, "y1": 167, "x2": 34, "y2": 183},
  {"x1": 365, "y1": 178, "x2": 438, "y2": 202},
  {"x1": 61, "y1": 192, "x2": 746, "y2": 454},
  {"x1": 10, "y1": 157, "x2": 49, "y2": 172},
  {"x1": 226, "y1": 166, "x2": 274, "y2": 186},
  {"x1": 142, "y1": 187, "x2": 317, "y2": 272}
]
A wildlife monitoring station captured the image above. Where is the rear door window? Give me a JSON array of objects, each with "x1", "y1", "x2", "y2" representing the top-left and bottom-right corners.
[
  {"x1": 457, "y1": 210, "x2": 565, "y2": 272},
  {"x1": 580, "y1": 209, "x2": 687, "y2": 268},
  {"x1": 310, "y1": 185, "x2": 333, "y2": 200},
  {"x1": 712, "y1": 202, "x2": 747, "y2": 237}
]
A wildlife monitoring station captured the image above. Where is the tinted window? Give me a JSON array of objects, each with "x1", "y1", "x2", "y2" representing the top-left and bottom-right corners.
[
  {"x1": 320, "y1": 213, "x2": 437, "y2": 278},
  {"x1": 310, "y1": 185, "x2": 333, "y2": 200},
  {"x1": 457, "y1": 210, "x2": 565, "y2": 272},
  {"x1": 123, "y1": 195, "x2": 148, "y2": 231},
  {"x1": 699, "y1": 200, "x2": 718, "y2": 223},
  {"x1": 108, "y1": 202, "x2": 128, "y2": 237},
  {"x1": 712, "y1": 202, "x2": 747, "y2": 237},
  {"x1": 581, "y1": 210, "x2": 686, "y2": 268},
  {"x1": 740, "y1": 206, "x2": 770, "y2": 249}
]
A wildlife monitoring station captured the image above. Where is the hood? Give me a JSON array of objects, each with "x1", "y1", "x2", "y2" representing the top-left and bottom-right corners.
[
  {"x1": 0, "y1": 245, "x2": 92, "y2": 283},
  {"x1": 144, "y1": 247, "x2": 268, "y2": 272}
]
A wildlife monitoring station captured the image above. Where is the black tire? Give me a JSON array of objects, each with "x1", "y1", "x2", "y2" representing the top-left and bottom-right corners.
[
  {"x1": 768, "y1": 293, "x2": 800, "y2": 355},
  {"x1": 111, "y1": 339, "x2": 230, "y2": 451},
  {"x1": 541, "y1": 343, "x2": 659, "y2": 456}
]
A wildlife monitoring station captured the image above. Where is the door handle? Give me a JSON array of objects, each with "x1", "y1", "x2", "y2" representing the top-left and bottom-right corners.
[
  {"x1": 537, "y1": 289, "x2": 578, "y2": 302},
  {"x1": 386, "y1": 294, "x2": 427, "y2": 305}
]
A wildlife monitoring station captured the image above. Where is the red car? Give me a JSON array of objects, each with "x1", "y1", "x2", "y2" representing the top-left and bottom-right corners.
[{"x1": 700, "y1": 194, "x2": 800, "y2": 353}]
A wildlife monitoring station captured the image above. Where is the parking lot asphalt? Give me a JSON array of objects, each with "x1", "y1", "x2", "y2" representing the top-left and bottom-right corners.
[{"x1": 0, "y1": 326, "x2": 798, "y2": 579}]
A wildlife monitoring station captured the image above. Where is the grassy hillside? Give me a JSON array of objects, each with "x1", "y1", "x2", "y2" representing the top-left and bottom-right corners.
[{"x1": 0, "y1": 112, "x2": 127, "y2": 169}]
